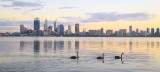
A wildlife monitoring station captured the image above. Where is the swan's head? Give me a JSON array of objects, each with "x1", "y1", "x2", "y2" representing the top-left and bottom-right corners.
[{"x1": 122, "y1": 52, "x2": 124, "y2": 54}]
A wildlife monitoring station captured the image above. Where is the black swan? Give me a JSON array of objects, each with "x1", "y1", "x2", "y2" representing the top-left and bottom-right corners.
[
  {"x1": 70, "y1": 51, "x2": 79, "y2": 59},
  {"x1": 97, "y1": 53, "x2": 104, "y2": 59},
  {"x1": 115, "y1": 52, "x2": 124, "y2": 59}
]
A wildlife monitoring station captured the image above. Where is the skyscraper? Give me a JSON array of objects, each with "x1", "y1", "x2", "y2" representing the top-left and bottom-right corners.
[
  {"x1": 156, "y1": 28, "x2": 159, "y2": 36},
  {"x1": 60, "y1": 24, "x2": 64, "y2": 35},
  {"x1": 75, "y1": 23, "x2": 79, "y2": 35},
  {"x1": 68, "y1": 25, "x2": 72, "y2": 34},
  {"x1": 136, "y1": 28, "x2": 139, "y2": 36},
  {"x1": 101, "y1": 28, "x2": 103, "y2": 35},
  {"x1": 151, "y1": 28, "x2": 154, "y2": 36},
  {"x1": 147, "y1": 28, "x2": 150, "y2": 33},
  {"x1": 136, "y1": 28, "x2": 139, "y2": 34},
  {"x1": 48, "y1": 26, "x2": 52, "y2": 31},
  {"x1": 57, "y1": 25, "x2": 60, "y2": 34},
  {"x1": 34, "y1": 18, "x2": 40, "y2": 34},
  {"x1": 119, "y1": 29, "x2": 126, "y2": 36},
  {"x1": 129, "y1": 26, "x2": 132, "y2": 35},
  {"x1": 20, "y1": 25, "x2": 25, "y2": 34},
  {"x1": 44, "y1": 19, "x2": 48, "y2": 31},
  {"x1": 54, "y1": 20, "x2": 57, "y2": 32},
  {"x1": 48, "y1": 26, "x2": 52, "y2": 35}
]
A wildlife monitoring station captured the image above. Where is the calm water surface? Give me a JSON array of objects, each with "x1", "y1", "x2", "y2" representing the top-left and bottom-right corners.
[{"x1": 0, "y1": 37, "x2": 160, "y2": 72}]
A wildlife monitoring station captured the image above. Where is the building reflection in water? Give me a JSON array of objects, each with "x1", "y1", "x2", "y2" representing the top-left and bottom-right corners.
[
  {"x1": 20, "y1": 41, "x2": 25, "y2": 51},
  {"x1": 59, "y1": 41, "x2": 64, "y2": 50},
  {"x1": 75, "y1": 41, "x2": 79, "y2": 52},
  {"x1": 20, "y1": 41, "x2": 31, "y2": 52},
  {"x1": 34, "y1": 40, "x2": 40, "y2": 54},
  {"x1": 129, "y1": 40, "x2": 132, "y2": 52},
  {"x1": 44, "y1": 41, "x2": 48, "y2": 53},
  {"x1": 68, "y1": 41, "x2": 71, "y2": 51},
  {"x1": 54, "y1": 41, "x2": 57, "y2": 52},
  {"x1": 44, "y1": 40, "x2": 53, "y2": 53},
  {"x1": 147, "y1": 41, "x2": 150, "y2": 48},
  {"x1": 156, "y1": 41, "x2": 159, "y2": 48}
]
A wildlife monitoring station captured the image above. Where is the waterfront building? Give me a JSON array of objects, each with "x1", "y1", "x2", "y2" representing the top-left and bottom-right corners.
[
  {"x1": 156, "y1": 28, "x2": 159, "y2": 36},
  {"x1": 116, "y1": 31, "x2": 123, "y2": 37},
  {"x1": 68, "y1": 25, "x2": 72, "y2": 35},
  {"x1": 48, "y1": 26, "x2": 52, "y2": 35},
  {"x1": 44, "y1": 19, "x2": 48, "y2": 31},
  {"x1": 75, "y1": 23, "x2": 79, "y2": 35},
  {"x1": 60, "y1": 24, "x2": 64, "y2": 35},
  {"x1": 129, "y1": 26, "x2": 132, "y2": 36},
  {"x1": 151, "y1": 28, "x2": 154, "y2": 36},
  {"x1": 101, "y1": 28, "x2": 103, "y2": 35},
  {"x1": 34, "y1": 18, "x2": 40, "y2": 35},
  {"x1": 54, "y1": 20, "x2": 57, "y2": 32},
  {"x1": 119, "y1": 29, "x2": 127, "y2": 36},
  {"x1": 106, "y1": 30, "x2": 113, "y2": 36},
  {"x1": 20, "y1": 25, "x2": 25, "y2": 34}
]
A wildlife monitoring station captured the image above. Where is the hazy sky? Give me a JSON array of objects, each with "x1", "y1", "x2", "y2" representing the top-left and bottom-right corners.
[{"x1": 0, "y1": 0, "x2": 160, "y2": 33}]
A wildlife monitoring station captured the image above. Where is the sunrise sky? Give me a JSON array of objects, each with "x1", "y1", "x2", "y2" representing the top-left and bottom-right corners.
[{"x1": 0, "y1": 0, "x2": 160, "y2": 33}]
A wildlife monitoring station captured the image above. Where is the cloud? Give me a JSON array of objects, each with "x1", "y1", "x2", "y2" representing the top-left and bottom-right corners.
[
  {"x1": 81, "y1": 12, "x2": 155, "y2": 23},
  {"x1": 0, "y1": 1, "x2": 43, "y2": 10},
  {"x1": 0, "y1": 0, "x2": 15, "y2": 2},
  {"x1": 59, "y1": 7, "x2": 78, "y2": 9},
  {"x1": 0, "y1": 26, "x2": 19, "y2": 30},
  {"x1": 60, "y1": 17, "x2": 81, "y2": 20},
  {"x1": 1, "y1": 1, "x2": 43, "y2": 7},
  {"x1": 30, "y1": 7, "x2": 43, "y2": 11},
  {"x1": 61, "y1": 12, "x2": 155, "y2": 23}
]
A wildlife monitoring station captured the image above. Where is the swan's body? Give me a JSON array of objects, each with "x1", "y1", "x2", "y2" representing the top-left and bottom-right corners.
[
  {"x1": 97, "y1": 53, "x2": 104, "y2": 59},
  {"x1": 115, "y1": 53, "x2": 124, "y2": 59},
  {"x1": 70, "y1": 52, "x2": 79, "y2": 59}
]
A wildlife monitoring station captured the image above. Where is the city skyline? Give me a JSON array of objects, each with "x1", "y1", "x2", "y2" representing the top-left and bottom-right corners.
[
  {"x1": 0, "y1": 0, "x2": 160, "y2": 33},
  {"x1": 3, "y1": 19, "x2": 160, "y2": 37}
]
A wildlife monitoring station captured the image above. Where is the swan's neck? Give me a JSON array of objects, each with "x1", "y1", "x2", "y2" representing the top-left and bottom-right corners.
[
  {"x1": 77, "y1": 52, "x2": 78, "y2": 57},
  {"x1": 121, "y1": 54, "x2": 123, "y2": 58},
  {"x1": 102, "y1": 53, "x2": 104, "y2": 58}
]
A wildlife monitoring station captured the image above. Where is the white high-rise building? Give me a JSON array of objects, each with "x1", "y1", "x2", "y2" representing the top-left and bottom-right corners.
[
  {"x1": 20, "y1": 25, "x2": 25, "y2": 34},
  {"x1": 44, "y1": 19, "x2": 48, "y2": 31},
  {"x1": 57, "y1": 25, "x2": 60, "y2": 34},
  {"x1": 68, "y1": 25, "x2": 72, "y2": 34}
]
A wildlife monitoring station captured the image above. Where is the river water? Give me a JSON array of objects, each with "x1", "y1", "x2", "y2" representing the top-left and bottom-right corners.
[{"x1": 0, "y1": 37, "x2": 160, "y2": 72}]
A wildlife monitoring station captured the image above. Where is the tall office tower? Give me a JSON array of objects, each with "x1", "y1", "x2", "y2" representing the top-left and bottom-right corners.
[
  {"x1": 156, "y1": 28, "x2": 159, "y2": 36},
  {"x1": 101, "y1": 28, "x2": 103, "y2": 35},
  {"x1": 60, "y1": 24, "x2": 64, "y2": 35},
  {"x1": 68, "y1": 25, "x2": 72, "y2": 34},
  {"x1": 44, "y1": 19, "x2": 48, "y2": 31},
  {"x1": 48, "y1": 26, "x2": 52, "y2": 35},
  {"x1": 54, "y1": 20, "x2": 57, "y2": 32},
  {"x1": 129, "y1": 26, "x2": 132, "y2": 35},
  {"x1": 120, "y1": 29, "x2": 127, "y2": 36},
  {"x1": 75, "y1": 23, "x2": 79, "y2": 35},
  {"x1": 57, "y1": 25, "x2": 60, "y2": 34},
  {"x1": 20, "y1": 25, "x2": 25, "y2": 34},
  {"x1": 34, "y1": 18, "x2": 40, "y2": 34},
  {"x1": 136, "y1": 28, "x2": 139, "y2": 36},
  {"x1": 48, "y1": 26, "x2": 52, "y2": 31},
  {"x1": 147, "y1": 28, "x2": 150, "y2": 33},
  {"x1": 151, "y1": 28, "x2": 154, "y2": 36}
]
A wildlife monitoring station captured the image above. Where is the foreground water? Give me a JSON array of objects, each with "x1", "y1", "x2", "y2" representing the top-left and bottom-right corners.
[{"x1": 0, "y1": 37, "x2": 160, "y2": 72}]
